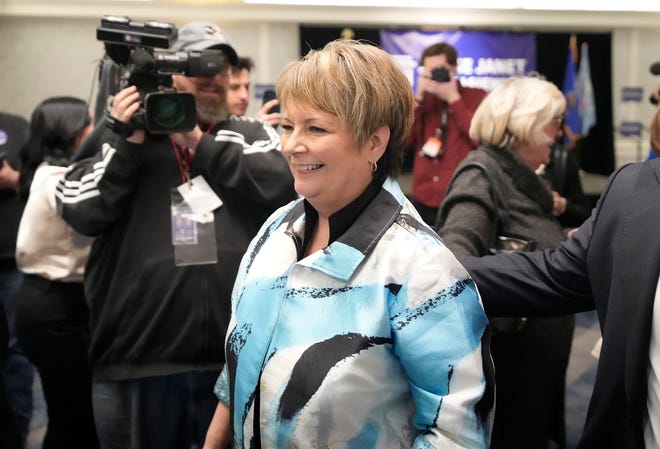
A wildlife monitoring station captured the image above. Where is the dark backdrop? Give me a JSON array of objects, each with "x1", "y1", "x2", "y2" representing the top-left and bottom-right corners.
[
  {"x1": 536, "y1": 33, "x2": 613, "y2": 176},
  {"x1": 299, "y1": 26, "x2": 614, "y2": 176},
  {"x1": 299, "y1": 26, "x2": 382, "y2": 55}
]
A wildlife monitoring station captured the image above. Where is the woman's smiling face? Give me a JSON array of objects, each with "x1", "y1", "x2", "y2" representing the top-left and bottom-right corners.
[{"x1": 280, "y1": 103, "x2": 380, "y2": 217}]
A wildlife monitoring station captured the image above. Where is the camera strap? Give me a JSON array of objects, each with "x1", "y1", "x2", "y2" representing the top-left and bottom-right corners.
[
  {"x1": 440, "y1": 101, "x2": 448, "y2": 151},
  {"x1": 105, "y1": 115, "x2": 134, "y2": 139},
  {"x1": 420, "y1": 103, "x2": 448, "y2": 159}
]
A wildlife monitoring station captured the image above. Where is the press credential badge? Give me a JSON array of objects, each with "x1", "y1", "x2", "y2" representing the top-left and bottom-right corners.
[
  {"x1": 171, "y1": 175, "x2": 222, "y2": 266},
  {"x1": 177, "y1": 175, "x2": 223, "y2": 218}
]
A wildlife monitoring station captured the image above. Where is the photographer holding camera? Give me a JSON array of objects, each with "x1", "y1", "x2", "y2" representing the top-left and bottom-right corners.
[
  {"x1": 406, "y1": 42, "x2": 487, "y2": 226},
  {"x1": 56, "y1": 20, "x2": 296, "y2": 449}
]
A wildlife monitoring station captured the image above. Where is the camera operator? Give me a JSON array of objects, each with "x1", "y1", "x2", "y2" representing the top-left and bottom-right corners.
[
  {"x1": 405, "y1": 42, "x2": 487, "y2": 226},
  {"x1": 56, "y1": 21, "x2": 296, "y2": 449}
]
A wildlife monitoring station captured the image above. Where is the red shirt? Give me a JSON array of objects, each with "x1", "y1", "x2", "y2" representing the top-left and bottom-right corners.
[{"x1": 407, "y1": 82, "x2": 487, "y2": 208}]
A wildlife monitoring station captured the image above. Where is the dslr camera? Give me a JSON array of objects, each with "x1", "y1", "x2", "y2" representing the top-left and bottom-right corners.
[
  {"x1": 97, "y1": 15, "x2": 225, "y2": 134},
  {"x1": 431, "y1": 67, "x2": 450, "y2": 83}
]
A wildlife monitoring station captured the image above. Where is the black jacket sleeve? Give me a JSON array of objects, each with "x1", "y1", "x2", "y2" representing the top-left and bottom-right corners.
[
  {"x1": 460, "y1": 163, "x2": 636, "y2": 317},
  {"x1": 192, "y1": 120, "x2": 296, "y2": 220},
  {"x1": 55, "y1": 131, "x2": 143, "y2": 236}
]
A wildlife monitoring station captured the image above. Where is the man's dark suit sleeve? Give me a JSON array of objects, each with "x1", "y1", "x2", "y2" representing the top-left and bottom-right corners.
[
  {"x1": 463, "y1": 162, "x2": 642, "y2": 318},
  {"x1": 462, "y1": 191, "x2": 606, "y2": 318}
]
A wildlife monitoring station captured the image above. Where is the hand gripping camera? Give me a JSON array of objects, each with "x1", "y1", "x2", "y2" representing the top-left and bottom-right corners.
[{"x1": 97, "y1": 16, "x2": 225, "y2": 134}]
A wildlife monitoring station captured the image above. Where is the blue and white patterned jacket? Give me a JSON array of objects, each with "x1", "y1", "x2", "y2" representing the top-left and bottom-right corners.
[{"x1": 215, "y1": 178, "x2": 493, "y2": 449}]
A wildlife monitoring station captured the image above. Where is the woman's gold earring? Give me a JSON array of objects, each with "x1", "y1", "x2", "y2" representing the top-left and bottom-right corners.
[{"x1": 370, "y1": 161, "x2": 378, "y2": 173}]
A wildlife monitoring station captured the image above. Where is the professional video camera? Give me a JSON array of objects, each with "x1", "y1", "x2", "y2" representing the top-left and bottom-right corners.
[{"x1": 97, "y1": 15, "x2": 225, "y2": 134}]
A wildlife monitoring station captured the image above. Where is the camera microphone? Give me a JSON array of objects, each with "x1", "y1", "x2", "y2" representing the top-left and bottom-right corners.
[
  {"x1": 650, "y1": 61, "x2": 660, "y2": 76},
  {"x1": 130, "y1": 48, "x2": 156, "y2": 74}
]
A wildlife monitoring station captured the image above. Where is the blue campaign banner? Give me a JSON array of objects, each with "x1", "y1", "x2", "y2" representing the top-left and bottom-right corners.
[{"x1": 380, "y1": 30, "x2": 536, "y2": 93}]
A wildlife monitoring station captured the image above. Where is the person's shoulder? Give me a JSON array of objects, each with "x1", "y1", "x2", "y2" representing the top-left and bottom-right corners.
[
  {"x1": 29, "y1": 163, "x2": 66, "y2": 189},
  {"x1": 0, "y1": 112, "x2": 30, "y2": 160},
  {"x1": 458, "y1": 82, "x2": 487, "y2": 97},
  {"x1": 211, "y1": 115, "x2": 277, "y2": 143},
  {"x1": 611, "y1": 161, "x2": 646, "y2": 184},
  {"x1": 460, "y1": 146, "x2": 496, "y2": 168},
  {"x1": 218, "y1": 115, "x2": 267, "y2": 132},
  {"x1": 463, "y1": 86, "x2": 487, "y2": 95},
  {"x1": 644, "y1": 157, "x2": 660, "y2": 171},
  {"x1": 388, "y1": 206, "x2": 473, "y2": 283},
  {"x1": 0, "y1": 111, "x2": 28, "y2": 128},
  {"x1": 36, "y1": 163, "x2": 67, "y2": 176},
  {"x1": 257, "y1": 197, "x2": 303, "y2": 239},
  {"x1": 447, "y1": 148, "x2": 502, "y2": 195},
  {"x1": 0, "y1": 112, "x2": 29, "y2": 141},
  {"x1": 610, "y1": 159, "x2": 660, "y2": 192},
  {"x1": 597, "y1": 161, "x2": 648, "y2": 204}
]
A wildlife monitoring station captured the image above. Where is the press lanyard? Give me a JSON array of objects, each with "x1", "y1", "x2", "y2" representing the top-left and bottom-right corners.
[
  {"x1": 440, "y1": 101, "x2": 448, "y2": 150},
  {"x1": 171, "y1": 141, "x2": 193, "y2": 185}
]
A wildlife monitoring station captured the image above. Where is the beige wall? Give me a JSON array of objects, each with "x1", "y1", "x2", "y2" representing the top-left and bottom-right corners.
[
  {"x1": 0, "y1": 17, "x2": 103, "y2": 118},
  {"x1": 611, "y1": 28, "x2": 660, "y2": 165},
  {"x1": 0, "y1": 16, "x2": 299, "y2": 119}
]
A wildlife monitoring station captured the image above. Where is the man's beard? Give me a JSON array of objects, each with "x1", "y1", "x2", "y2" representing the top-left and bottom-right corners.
[{"x1": 195, "y1": 92, "x2": 229, "y2": 124}]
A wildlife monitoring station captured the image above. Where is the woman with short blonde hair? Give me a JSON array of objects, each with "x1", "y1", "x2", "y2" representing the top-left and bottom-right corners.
[
  {"x1": 277, "y1": 39, "x2": 414, "y2": 182},
  {"x1": 204, "y1": 39, "x2": 493, "y2": 449},
  {"x1": 469, "y1": 75, "x2": 566, "y2": 149}
]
